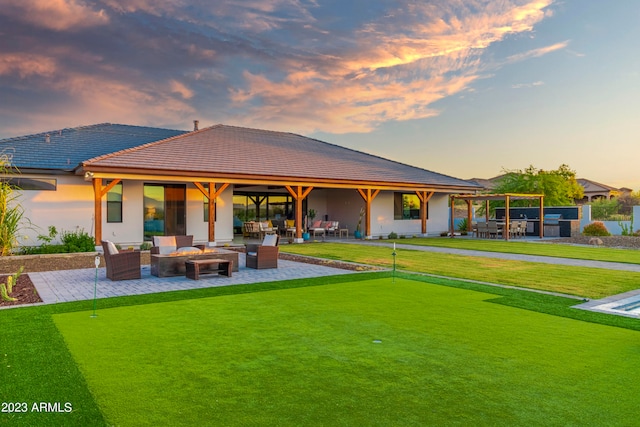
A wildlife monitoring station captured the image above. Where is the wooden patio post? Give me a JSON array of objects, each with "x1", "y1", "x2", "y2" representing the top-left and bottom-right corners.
[
  {"x1": 466, "y1": 199, "x2": 473, "y2": 233},
  {"x1": 357, "y1": 188, "x2": 380, "y2": 239},
  {"x1": 539, "y1": 196, "x2": 545, "y2": 238},
  {"x1": 505, "y1": 195, "x2": 510, "y2": 241},
  {"x1": 449, "y1": 195, "x2": 455, "y2": 238},
  {"x1": 416, "y1": 191, "x2": 434, "y2": 235},
  {"x1": 92, "y1": 178, "x2": 122, "y2": 245},
  {"x1": 194, "y1": 182, "x2": 229, "y2": 243},
  {"x1": 93, "y1": 178, "x2": 102, "y2": 245},
  {"x1": 285, "y1": 185, "x2": 313, "y2": 242}
]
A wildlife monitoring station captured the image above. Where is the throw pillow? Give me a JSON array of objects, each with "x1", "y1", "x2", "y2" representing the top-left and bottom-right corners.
[
  {"x1": 106, "y1": 240, "x2": 119, "y2": 255},
  {"x1": 263, "y1": 234, "x2": 278, "y2": 246}
]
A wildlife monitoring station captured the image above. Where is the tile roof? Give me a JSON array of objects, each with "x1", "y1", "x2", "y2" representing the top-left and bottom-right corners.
[
  {"x1": 84, "y1": 124, "x2": 479, "y2": 190},
  {"x1": 577, "y1": 178, "x2": 620, "y2": 193},
  {"x1": 0, "y1": 123, "x2": 186, "y2": 171}
]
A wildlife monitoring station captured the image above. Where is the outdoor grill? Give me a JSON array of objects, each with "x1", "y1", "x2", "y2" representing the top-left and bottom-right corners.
[
  {"x1": 543, "y1": 213, "x2": 562, "y2": 237},
  {"x1": 544, "y1": 213, "x2": 562, "y2": 224}
]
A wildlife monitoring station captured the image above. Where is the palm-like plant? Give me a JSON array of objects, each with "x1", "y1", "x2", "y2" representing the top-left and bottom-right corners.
[{"x1": 0, "y1": 155, "x2": 27, "y2": 256}]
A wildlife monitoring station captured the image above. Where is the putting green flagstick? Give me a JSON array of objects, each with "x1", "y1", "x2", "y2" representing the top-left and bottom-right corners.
[
  {"x1": 91, "y1": 255, "x2": 100, "y2": 318},
  {"x1": 392, "y1": 242, "x2": 397, "y2": 283}
]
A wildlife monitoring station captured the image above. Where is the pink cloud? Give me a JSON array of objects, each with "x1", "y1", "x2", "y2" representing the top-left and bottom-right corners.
[
  {"x1": 0, "y1": 54, "x2": 57, "y2": 78},
  {"x1": 227, "y1": 1, "x2": 555, "y2": 133},
  {"x1": 3, "y1": 0, "x2": 109, "y2": 31}
]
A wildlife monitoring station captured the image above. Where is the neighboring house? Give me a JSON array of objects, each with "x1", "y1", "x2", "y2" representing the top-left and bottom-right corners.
[
  {"x1": 467, "y1": 175, "x2": 503, "y2": 191},
  {"x1": 576, "y1": 178, "x2": 628, "y2": 203},
  {"x1": 2, "y1": 123, "x2": 480, "y2": 247}
]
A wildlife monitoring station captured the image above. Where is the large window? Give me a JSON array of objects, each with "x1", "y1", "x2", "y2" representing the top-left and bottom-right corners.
[
  {"x1": 394, "y1": 193, "x2": 422, "y2": 220},
  {"x1": 106, "y1": 181, "x2": 122, "y2": 223},
  {"x1": 233, "y1": 192, "x2": 296, "y2": 222}
]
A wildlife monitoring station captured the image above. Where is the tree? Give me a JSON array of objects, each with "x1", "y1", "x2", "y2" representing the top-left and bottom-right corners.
[
  {"x1": 491, "y1": 164, "x2": 584, "y2": 207},
  {"x1": 616, "y1": 190, "x2": 640, "y2": 216}
]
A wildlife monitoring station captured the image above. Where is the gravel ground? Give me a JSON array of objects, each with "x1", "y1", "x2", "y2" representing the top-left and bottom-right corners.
[{"x1": 550, "y1": 236, "x2": 640, "y2": 249}]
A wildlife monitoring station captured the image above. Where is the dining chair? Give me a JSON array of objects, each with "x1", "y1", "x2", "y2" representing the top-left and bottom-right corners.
[{"x1": 487, "y1": 221, "x2": 501, "y2": 239}]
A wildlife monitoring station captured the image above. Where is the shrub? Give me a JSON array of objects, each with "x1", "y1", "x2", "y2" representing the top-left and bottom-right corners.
[
  {"x1": 0, "y1": 156, "x2": 28, "y2": 256},
  {"x1": 60, "y1": 228, "x2": 95, "y2": 252},
  {"x1": 582, "y1": 222, "x2": 611, "y2": 237},
  {"x1": 388, "y1": 231, "x2": 398, "y2": 239},
  {"x1": 19, "y1": 227, "x2": 95, "y2": 254},
  {"x1": 139, "y1": 242, "x2": 152, "y2": 251},
  {"x1": 1, "y1": 266, "x2": 23, "y2": 302}
]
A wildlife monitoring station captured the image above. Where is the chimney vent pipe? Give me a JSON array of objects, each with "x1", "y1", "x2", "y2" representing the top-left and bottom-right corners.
[{"x1": 193, "y1": 120, "x2": 199, "y2": 131}]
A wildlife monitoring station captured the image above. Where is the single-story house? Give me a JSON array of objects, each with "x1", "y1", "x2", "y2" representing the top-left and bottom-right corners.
[
  {"x1": 1, "y1": 122, "x2": 481, "y2": 247},
  {"x1": 576, "y1": 178, "x2": 631, "y2": 203}
]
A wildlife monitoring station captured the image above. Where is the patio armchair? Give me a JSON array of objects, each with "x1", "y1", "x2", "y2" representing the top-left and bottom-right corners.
[
  {"x1": 243, "y1": 221, "x2": 261, "y2": 238},
  {"x1": 101, "y1": 240, "x2": 141, "y2": 281},
  {"x1": 246, "y1": 234, "x2": 280, "y2": 269},
  {"x1": 325, "y1": 221, "x2": 340, "y2": 237},
  {"x1": 258, "y1": 220, "x2": 277, "y2": 238}
]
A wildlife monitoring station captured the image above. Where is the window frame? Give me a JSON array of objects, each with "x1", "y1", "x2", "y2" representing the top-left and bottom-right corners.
[{"x1": 106, "y1": 180, "x2": 123, "y2": 223}]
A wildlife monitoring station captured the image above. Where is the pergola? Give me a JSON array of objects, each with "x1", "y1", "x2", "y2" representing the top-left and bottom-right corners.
[{"x1": 449, "y1": 193, "x2": 545, "y2": 240}]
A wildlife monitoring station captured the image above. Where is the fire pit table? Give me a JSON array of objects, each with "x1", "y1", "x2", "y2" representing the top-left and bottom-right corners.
[{"x1": 151, "y1": 248, "x2": 239, "y2": 278}]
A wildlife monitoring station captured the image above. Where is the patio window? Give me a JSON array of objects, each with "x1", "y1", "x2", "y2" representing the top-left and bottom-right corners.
[
  {"x1": 106, "y1": 181, "x2": 123, "y2": 223},
  {"x1": 394, "y1": 193, "x2": 422, "y2": 220}
]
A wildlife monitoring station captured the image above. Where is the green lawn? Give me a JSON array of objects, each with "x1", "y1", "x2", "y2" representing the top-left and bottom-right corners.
[
  {"x1": 5, "y1": 238, "x2": 640, "y2": 426},
  {"x1": 281, "y1": 243, "x2": 640, "y2": 299},
  {"x1": 3, "y1": 273, "x2": 640, "y2": 426},
  {"x1": 384, "y1": 237, "x2": 640, "y2": 264},
  {"x1": 44, "y1": 277, "x2": 640, "y2": 425}
]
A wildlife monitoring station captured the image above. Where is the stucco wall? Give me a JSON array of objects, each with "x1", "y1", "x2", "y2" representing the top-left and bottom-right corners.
[
  {"x1": 322, "y1": 189, "x2": 450, "y2": 238},
  {"x1": 17, "y1": 174, "x2": 95, "y2": 247},
  {"x1": 15, "y1": 176, "x2": 236, "y2": 247},
  {"x1": 15, "y1": 176, "x2": 453, "y2": 247}
]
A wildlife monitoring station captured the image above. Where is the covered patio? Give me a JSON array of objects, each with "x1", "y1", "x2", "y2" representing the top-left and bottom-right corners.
[{"x1": 450, "y1": 193, "x2": 545, "y2": 240}]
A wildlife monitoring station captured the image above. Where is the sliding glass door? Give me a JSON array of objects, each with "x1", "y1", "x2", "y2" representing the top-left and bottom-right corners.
[{"x1": 143, "y1": 184, "x2": 186, "y2": 240}]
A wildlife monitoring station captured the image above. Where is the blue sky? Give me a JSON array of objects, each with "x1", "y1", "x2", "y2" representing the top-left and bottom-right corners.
[{"x1": 1, "y1": 1, "x2": 638, "y2": 189}]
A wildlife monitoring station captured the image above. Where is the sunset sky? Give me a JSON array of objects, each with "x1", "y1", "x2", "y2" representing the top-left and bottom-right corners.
[{"x1": 1, "y1": 1, "x2": 638, "y2": 189}]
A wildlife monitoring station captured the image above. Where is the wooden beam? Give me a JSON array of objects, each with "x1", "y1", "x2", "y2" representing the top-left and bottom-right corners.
[
  {"x1": 416, "y1": 191, "x2": 434, "y2": 235},
  {"x1": 449, "y1": 195, "x2": 455, "y2": 238},
  {"x1": 83, "y1": 171, "x2": 452, "y2": 192},
  {"x1": 356, "y1": 188, "x2": 380, "y2": 238},
  {"x1": 505, "y1": 195, "x2": 510, "y2": 241},
  {"x1": 93, "y1": 178, "x2": 102, "y2": 244},
  {"x1": 194, "y1": 182, "x2": 230, "y2": 242},
  {"x1": 539, "y1": 196, "x2": 544, "y2": 239},
  {"x1": 285, "y1": 185, "x2": 313, "y2": 240},
  {"x1": 92, "y1": 178, "x2": 122, "y2": 244}
]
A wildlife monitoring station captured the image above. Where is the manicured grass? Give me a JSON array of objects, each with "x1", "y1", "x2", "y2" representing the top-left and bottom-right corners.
[
  {"x1": 4, "y1": 272, "x2": 640, "y2": 426},
  {"x1": 281, "y1": 243, "x2": 640, "y2": 299},
  {"x1": 47, "y1": 277, "x2": 640, "y2": 426},
  {"x1": 386, "y1": 237, "x2": 640, "y2": 264}
]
